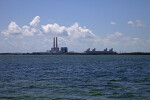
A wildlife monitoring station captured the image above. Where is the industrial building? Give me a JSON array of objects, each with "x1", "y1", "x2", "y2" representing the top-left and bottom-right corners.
[
  {"x1": 85, "y1": 48, "x2": 117, "y2": 54},
  {"x1": 61, "y1": 47, "x2": 68, "y2": 53},
  {"x1": 50, "y1": 37, "x2": 68, "y2": 53},
  {"x1": 46, "y1": 37, "x2": 116, "y2": 54}
]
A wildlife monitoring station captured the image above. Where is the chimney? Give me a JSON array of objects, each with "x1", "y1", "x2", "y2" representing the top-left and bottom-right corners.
[
  {"x1": 56, "y1": 37, "x2": 58, "y2": 48},
  {"x1": 53, "y1": 37, "x2": 55, "y2": 48}
]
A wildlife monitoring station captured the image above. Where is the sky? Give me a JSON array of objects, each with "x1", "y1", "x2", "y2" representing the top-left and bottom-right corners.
[{"x1": 0, "y1": 0, "x2": 150, "y2": 53}]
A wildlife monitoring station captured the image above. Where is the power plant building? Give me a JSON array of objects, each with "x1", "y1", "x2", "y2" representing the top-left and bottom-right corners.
[
  {"x1": 61, "y1": 47, "x2": 68, "y2": 53},
  {"x1": 48, "y1": 37, "x2": 116, "y2": 54},
  {"x1": 50, "y1": 37, "x2": 68, "y2": 53}
]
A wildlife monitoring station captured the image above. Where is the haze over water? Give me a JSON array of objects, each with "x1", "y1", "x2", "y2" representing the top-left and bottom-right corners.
[{"x1": 0, "y1": 55, "x2": 150, "y2": 100}]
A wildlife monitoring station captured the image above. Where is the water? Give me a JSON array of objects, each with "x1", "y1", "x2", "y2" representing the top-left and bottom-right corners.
[{"x1": 0, "y1": 55, "x2": 150, "y2": 100}]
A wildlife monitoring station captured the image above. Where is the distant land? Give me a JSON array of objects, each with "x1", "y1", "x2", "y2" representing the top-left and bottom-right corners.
[
  {"x1": 0, "y1": 52, "x2": 150, "y2": 55},
  {"x1": 1, "y1": 37, "x2": 150, "y2": 55}
]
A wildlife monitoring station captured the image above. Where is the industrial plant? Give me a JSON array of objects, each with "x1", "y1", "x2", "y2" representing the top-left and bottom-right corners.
[
  {"x1": 84, "y1": 48, "x2": 117, "y2": 54},
  {"x1": 32, "y1": 37, "x2": 117, "y2": 55},
  {"x1": 2, "y1": 36, "x2": 150, "y2": 55},
  {"x1": 48, "y1": 37, "x2": 68, "y2": 53},
  {"x1": 47, "y1": 37, "x2": 116, "y2": 54}
]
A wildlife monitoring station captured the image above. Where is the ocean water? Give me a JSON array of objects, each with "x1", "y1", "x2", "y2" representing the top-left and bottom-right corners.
[{"x1": 0, "y1": 55, "x2": 150, "y2": 100}]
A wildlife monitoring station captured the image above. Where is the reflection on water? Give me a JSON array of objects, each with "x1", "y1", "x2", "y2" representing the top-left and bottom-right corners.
[{"x1": 0, "y1": 55, "x2": 150, "y2": 100}]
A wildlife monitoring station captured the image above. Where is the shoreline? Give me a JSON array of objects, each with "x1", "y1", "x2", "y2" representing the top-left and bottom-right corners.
[{"x1": 0, "y1": 52, "x2": 150, "y2": 55}]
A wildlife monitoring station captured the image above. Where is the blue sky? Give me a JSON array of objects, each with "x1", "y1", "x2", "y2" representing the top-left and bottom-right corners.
[{"x1": 0, "y1": 0, "x2": 150, "y2": 53}]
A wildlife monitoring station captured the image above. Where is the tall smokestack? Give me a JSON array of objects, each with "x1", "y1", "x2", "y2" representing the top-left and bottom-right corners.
[
  {"x1": 53, "y1": 37, "x2": 55, "y2": 48},
  {"x1": 56, "y1": 37, "x2": 58, "y2": 48}
]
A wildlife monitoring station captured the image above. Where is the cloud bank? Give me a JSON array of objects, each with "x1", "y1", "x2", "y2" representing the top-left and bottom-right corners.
[
  {"x1": 0, "y1": 16, "x2": 149, "y2": 52},
  {"x1": 1, "y1": 16, "x2": 96, "y2": 40}
]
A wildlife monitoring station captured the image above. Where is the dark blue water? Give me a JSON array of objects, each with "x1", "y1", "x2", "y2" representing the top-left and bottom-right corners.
[{"x1": 0, "y1": 55, "x2": 150, "y2": 100}]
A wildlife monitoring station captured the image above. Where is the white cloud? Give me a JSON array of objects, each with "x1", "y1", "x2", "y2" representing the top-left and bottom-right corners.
[
  {"x1": 110, "y1": 21, "x2": 116, "y2": 25},
  {"x1": 67, "y1": 22, "x2": 96, "y2": 39},
  {"x1": 1, "y1": 16, "x2": 43, "y2": 37},
  {"x1": 2, "y1": 21, "x2": 22, "y2": 36},
  {"x1": 41, "y1": 23, "x2": 68, "y2": 36},
  {"x1": 22, "y1": 25, "x2": 34, "y2": 36},
  {"x1": 127, "y1": 21, "x2": 134, "y2": 25},
  {"x1": 41, "y1": 22, "x2": 96, "y2": 40},
  {"x1": 2, "y1": 22, "x2": 35, "y2": 37},
  {"x1": 30, "y1": 16, "x2": 40, "y2": 26},
  {"x1": 102, "y1": 32, "x2": 140, "y2": 47},
  {"x1": 1, "y1": 17, "x2": 96, "y2": 40},
  {"x1": 127, "y1": 20, "x2": 146, "y2": 27},
  {"x1": 127, "y1": 20, "x2": 134, "y2": 27},
  {"x1": 1, "y1": 16, "x2": 150, "y2": 52}
]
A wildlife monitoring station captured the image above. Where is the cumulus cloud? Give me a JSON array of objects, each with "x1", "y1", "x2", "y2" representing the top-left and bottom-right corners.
[
  {"x1": 127, "y1": 20, "x2": 134, "y2": 27},
  {"x1": 1, "y1": 16, "x2": 149, "y2": 52},
  {"x1": 2, "y1": 22, "x2": 35, "y2": 37},
  {"x1": 41, "y1": 22, "x2": 96, "y2": 39},
  {"x1": 1, "y1": 16, "x2": 96, "y2": 40},
  {"x1": 24, "y1": 27, "x2": 34, "y2": 36},
  {"x1": 127, "y1": 20, "x2": 146, "y2": 27},
  {"x1": 41, "y1": 23, "x2": 68, "y2": 36},
  {"x1": 110, "y1": 21, "x2": 116, "y2": 25},
  {"x1": 67, "y1": 22, "x2": 96, "y2": 39},
  {"x1": 30, "y1": 16, "x2": 40, "y2": 26},
  {"x1": 1, "y1": 21, "x2": 22, "y2": 36},
  {"x1": 1, "y1": 16, "x2": 43, "y2": 37}
]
